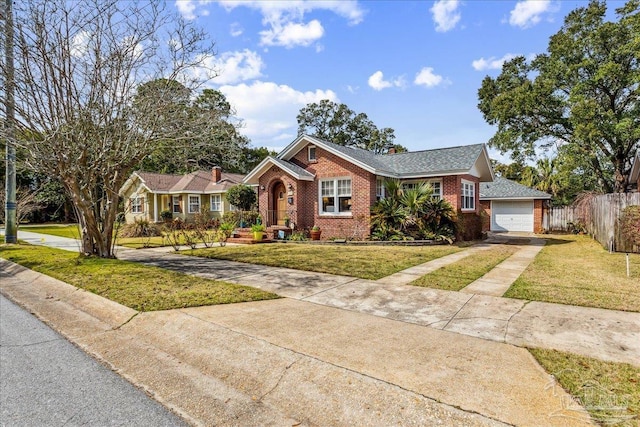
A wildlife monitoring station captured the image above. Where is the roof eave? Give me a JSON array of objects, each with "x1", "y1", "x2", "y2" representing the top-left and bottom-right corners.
[
  {"x1": 480, "y1": 195, "x2": 552, "y2": 200},
  {"x1": 243, "y1": 156, "x2": 315, "y2": 184}
]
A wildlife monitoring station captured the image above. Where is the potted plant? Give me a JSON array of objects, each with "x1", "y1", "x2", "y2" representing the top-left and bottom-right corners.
[
  {"x1": 310, "y1": 225, "x2": 321, "y2": 240},
  {"x1": 251, "y1": 223, "x2": 266, "y2": 241},
  {"x1": 284, "y1": 215, "x2": 290, "y2": 228}
]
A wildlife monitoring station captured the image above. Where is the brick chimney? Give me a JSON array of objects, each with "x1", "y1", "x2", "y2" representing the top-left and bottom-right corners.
[
  {"x1": 388, "y1": 147, "x2": 396, "y2": 154},
  {"x1": 212, "y1": 166, "x2": 222, "y2": 183}
]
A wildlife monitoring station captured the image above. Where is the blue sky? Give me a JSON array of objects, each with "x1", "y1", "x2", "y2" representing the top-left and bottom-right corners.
[{"x1": 174, "y1": 0, "x2": 621, "y2": 161}]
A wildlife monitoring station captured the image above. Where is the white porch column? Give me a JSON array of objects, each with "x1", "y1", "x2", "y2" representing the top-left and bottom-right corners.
[{"x1": 154, "y1": 193, "x2": 158, "y2": 222}]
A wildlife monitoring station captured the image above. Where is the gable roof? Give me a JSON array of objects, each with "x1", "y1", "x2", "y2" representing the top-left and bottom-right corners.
[
  {"x1": 630, "y1": 152, "x2": 640, "y2": 184},
  {"x1": 479, "y1": 177, "x2": 552, "y2": 200},
  {"x1": 243, "y1": 156, "x2": 315, "y2": 185},
  {"x1": 119, "y1": 170, "x2": 244, "y2": 195},
  {"x1": 273, "y1": 134, "x2": 494, "y2": 181}
]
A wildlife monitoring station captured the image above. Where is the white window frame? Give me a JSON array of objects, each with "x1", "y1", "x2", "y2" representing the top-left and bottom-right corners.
[
  {"x1": 210, "y1": 194, "x2": 222, "y2": 212},
  {"x1": 172, "y1": 195, "x2": 181, "y2": 213},
  {"x1": 188, "y1": 194, "x2": 201, "y2": 214},
  {"x1": 319, "y1": 177, "x2": 352, "y2": 216},
  {"x1": 400, "y1": 179, "x2": 442, "y2": 200},
  {"x1": 308, "y1": 145, "x2": 317, "y2": 162},
  {"x1": 461, "y1": 180, "x2": 475, "y2": 211},
  {"x1": 376, "y1": 178, "x2": 385, "y2": 201},
  {"x1": 130, "y1": 196, "x2": 143, "y2": 213}
]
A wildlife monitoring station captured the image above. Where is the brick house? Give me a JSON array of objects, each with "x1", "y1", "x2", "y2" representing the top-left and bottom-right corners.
[
  {"x1": 244, "y1": 134, "x2": 499, "y2": 240},
  {"x1": 479, "y1": 177, "x2": 552, "y2": 234},
  {"x1": 119, "y1": 167, "x2": 244, "y2": 223}
]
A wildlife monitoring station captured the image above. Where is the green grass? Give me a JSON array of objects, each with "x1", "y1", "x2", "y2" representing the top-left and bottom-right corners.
[
  {"x1": 410, "y1": 245, "x2": 519, "y2": 291},
  {"x1": 504, "y1": 235, "x2": 640, "y2": 312},
  {"x1": 21, "y1": 224, "x2": 81, "y2": 239},
  {"x1": 0, "y1": 244, "x2": 278, "y2": 311},
  {"x1": 187, "y1": 243, "x2": 465, "y2": 280},
  {"x1": 530, "y1": 348, "x2": 639, "y2": 425}
]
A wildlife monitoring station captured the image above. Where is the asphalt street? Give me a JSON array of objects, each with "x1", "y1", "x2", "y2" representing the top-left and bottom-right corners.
[{"x1": 0, "y1": 295, "x2": 187, "y2": 427}]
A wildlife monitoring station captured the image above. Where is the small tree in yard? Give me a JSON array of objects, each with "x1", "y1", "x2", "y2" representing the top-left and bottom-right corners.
[
  {"x1": 1, "y1": 0, "x2": 222, "y2": 257},
  {"x1": 225, "y1": 185, "x2": 257, "y2": 212}
]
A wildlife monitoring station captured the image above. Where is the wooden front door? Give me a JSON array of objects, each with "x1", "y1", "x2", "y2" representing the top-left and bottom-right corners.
[{"x1": 273, "y1": 183, "x2": 287, "y2": 225}]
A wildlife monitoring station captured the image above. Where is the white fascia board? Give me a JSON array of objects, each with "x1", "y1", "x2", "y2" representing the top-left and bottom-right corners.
[
  {"x1": 630, "y1": 153, "x2": 640, "y2": 182},
  {"x1": 243, "y1": 156, "x2": 315, "y2": 184},
  {"x1": 480, "y1": 196, "x2": 552, "y2": 201}
]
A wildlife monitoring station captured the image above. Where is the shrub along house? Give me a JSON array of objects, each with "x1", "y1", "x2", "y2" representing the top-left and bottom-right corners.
[
  {"x1": 243, "y1": 134, "x2": 496, "y2": 240},
  {"x1": 119, "y1": 167, "x2": 244, "y2": 223}
]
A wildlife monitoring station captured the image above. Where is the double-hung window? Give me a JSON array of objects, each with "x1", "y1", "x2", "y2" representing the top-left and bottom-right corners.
[
  {"x1": 130, "y1": 196, "x2": 143, "y2": 213},
  {"x1": 461, "y1": 180, "x2": 475, "y2": 211},
  {"x1": 376, "y1": 178, "x2": 385, "y2": 201},
  {"x1": 320, "y1": 178, "x2": 352, "y2": 215},
  {"x1": 188, "y1": 195, "x2": 201, "y2": 214},
  {"x1": 430, "y1": 181, "x2": 442, "y2": 201},
  {"x1": 172, "y1": 196, "x2": 181, "y2": 213},
  {"x1": 210, "y1": 194, "x2": 221, "y2": 212}
]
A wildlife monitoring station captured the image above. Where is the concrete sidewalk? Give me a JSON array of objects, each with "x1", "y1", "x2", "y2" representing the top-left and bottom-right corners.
[
  {"x1": 118, "y1": 247, "x2": 640, "y2": 367},
  {"x1": 3, "y1": 229, "x2": 640, "y2": 366},
  {"x1": 1, "y1": 261, "x2": 594, "y2": 426}
]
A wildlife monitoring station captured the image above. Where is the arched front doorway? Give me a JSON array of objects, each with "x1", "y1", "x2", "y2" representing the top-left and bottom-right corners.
[{"x1": 272, "y1": 182, "x2": 287, "y2": 226}]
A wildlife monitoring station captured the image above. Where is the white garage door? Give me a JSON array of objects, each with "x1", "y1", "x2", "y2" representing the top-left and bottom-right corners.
[{"x1": 491, "y1": 201, "x2": 534, "y2": 232}]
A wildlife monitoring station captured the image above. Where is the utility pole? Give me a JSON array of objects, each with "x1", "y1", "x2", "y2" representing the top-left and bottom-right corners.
[{"x1": 3, "y1": 0, "x2": 17, "y2": 243}]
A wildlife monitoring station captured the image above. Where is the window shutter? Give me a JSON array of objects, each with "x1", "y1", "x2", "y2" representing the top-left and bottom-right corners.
[{"x1": 141, "y1": 197, "x2": 145, "y2": 213}]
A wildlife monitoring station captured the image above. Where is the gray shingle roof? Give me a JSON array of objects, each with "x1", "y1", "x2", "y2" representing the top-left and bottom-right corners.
[
  {"x1": 305, "y1": 137, "x2": 486, "y2": 177},
  {"x1": 378, "y1": 144, "x2": 486, "y2": 176},
  {"x1": 480, "y1": 177, "x2": 551, "y2": 200},
  {"x1": 270, "y1": 157, "x2": 315, "y2": 179}
]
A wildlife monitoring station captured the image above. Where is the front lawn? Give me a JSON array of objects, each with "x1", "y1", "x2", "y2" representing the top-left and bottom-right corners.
[
  {"x1": 0, "y1": 244, "x2": 278, "y2": 311},
  {"x1": 187, "y1": 243, "x2": 465, "y2": 280},
  {"x1": 410, "y1": 245, "x2": 519, "y2": 291},
  {"x1": 21, "y1": 224, "x2": 80, "y2": 239},
  {"x1": 530, "y1": 348, "x2": 639, "y2": 425},
  {"x1": 504, "y1": 235, "x2": 640, "y2": 312}
]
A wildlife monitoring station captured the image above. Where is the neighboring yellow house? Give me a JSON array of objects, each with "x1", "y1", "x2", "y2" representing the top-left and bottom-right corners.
[{"x1": 119, "y1": 167, "x2": 244, "y2": 223}]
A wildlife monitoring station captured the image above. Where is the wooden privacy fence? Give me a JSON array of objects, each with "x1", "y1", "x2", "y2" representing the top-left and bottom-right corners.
[{"x1": 544, "y1": 193, "x2": 640, "y2": 253}]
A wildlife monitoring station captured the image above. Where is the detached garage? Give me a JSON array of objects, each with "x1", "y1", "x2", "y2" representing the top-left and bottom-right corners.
[{"x1": 480, "y1": 177, "x2": 551, "y2": 233}]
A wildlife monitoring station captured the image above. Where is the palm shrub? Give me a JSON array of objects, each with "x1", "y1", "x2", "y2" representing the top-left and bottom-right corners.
[{"x1": 370, "y1": 179, "x2": 456, "y2": 242}]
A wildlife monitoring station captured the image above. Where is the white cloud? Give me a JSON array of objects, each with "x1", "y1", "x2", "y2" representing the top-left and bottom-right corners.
[
  {"x1": 509, "y1": 0, "x2": 552, "y2": 28},
  {"x1": 175, "y1": 0, "x2": 215, "y2": 20},
  {"x1": 260, "y1": 19, "x2": 324, "y2": 48},
  {"x1": 430, "y1": 0, "x2": 461, "y2": 32},
  {"x1": 214, "y1": 50, "x2": 264, "y2": 84},
  {"x1": 185, "y1": 50, "x2": 264, "y2": 85},
  {"x1": 216, "y1": 1, "x2": 365, "y2": 48},
  {"x1": 71, "y1": 31, "x2": 91, "y2": 57},
  {"x1": 230, "y1": 22, "x2": 243, "y2": 37},
  {"x1": 414, "y1": 67, "x2": 447, "y2": 88},
  {"x1": 218, "y1": 81, "x2": 338, "y2": 144},
  {"x1": 471, "y1": 53, "x2": 518, "y2": 71},
  {"x1": 367, "y1": 71, "x2": 405, "y2": 91}
]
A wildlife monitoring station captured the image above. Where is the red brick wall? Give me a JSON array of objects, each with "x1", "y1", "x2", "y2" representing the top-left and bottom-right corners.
[
  {"x1": 534, "y1": 199, "x2": 544, "y2": 234},
  {"x1": 443, "y1": 174, "x2": 482, "y2": 240},
  {"x1": 290, "y1": 144, "x2": 375, "y2": 239},
  {"x1": 480, "y1": 200, "x2": 491, "y2": 232}
]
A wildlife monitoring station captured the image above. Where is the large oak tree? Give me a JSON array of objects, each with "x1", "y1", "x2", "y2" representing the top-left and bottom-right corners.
[
  {"x1": 1, "y1": 0, "x2": 222, "y2": 257},
  {"x1": 297, "y1": 99, "x2": 405, "y2": 154},
  {"x1": 478, "y1": 0, "x2": 639, "y2": 193}
]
